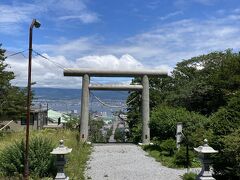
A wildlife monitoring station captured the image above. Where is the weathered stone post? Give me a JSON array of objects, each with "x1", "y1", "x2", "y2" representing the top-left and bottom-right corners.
[
  {"x1": 142, "y1": 75, "x2": 150, "y2": 144},
  {"x1": 80, "y1": 74, "x2": 89, "y2": 141},
  {"x1": 51, "y1": 140, "x2": 72, "y2": 180},
  {"x1": 194, "y1": 139, "x2": 218, "y2": 180},
  {"x1": 176, "y1": 122, "x2": 183, "y2": 150}
]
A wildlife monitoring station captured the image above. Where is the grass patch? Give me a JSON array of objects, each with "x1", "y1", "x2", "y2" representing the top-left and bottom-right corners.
[
  {"x1": 181, "y1": 172, "x2": 197, "y2": 180},
  {"x1": 0, "y1": 129, "x2": 91, "y2": 179},
  {"x1": 143, "y1": 144, "x2": 201, "y2": 168},
  {"x1": 145, "y1": 148, "x2": 177, "y2": 167}
]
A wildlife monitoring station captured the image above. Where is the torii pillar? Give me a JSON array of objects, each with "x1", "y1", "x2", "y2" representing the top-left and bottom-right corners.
[
  {"x1": 142, "y1": 75, "x2": 150, "y2": 144},
  {"x1": 80, "y1": 74, "x2": 89, "y2": 141}
]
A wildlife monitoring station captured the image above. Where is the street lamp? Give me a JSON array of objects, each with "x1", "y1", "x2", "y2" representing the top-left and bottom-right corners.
[{"x1": 24, "y1": 18, "x2": 41, "y2": 179}]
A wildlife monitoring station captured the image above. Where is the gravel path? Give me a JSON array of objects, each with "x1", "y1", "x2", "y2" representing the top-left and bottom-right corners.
[{"x1": 85, "y1": 144, "x2": 199, "y2": 180}]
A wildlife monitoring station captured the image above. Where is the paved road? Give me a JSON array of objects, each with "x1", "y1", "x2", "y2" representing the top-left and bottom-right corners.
[
  {"x1": 85, "y1": 144, "x2": 199, "y2": 180},
  {"x1": 108, "y1": 117, "x2": 119, "y2": 143}
]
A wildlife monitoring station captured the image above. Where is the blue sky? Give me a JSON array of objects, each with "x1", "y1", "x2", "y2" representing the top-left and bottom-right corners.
[{"x1": 1, "y1": 0, "x2": 240, "y2": 88}]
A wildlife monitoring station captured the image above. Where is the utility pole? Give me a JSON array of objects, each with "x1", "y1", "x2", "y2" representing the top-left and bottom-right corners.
[{"x1": 24, "y1": 19, "x2": 41, "y2": 180}]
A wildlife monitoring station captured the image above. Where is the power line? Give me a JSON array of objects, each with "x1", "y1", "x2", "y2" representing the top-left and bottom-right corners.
[
  {"x1": 4, "y1": 49, "x2": 28, "y2": 59},
  {"x1": 32, "y1": 49, "x2": 65, "y2": 70}
]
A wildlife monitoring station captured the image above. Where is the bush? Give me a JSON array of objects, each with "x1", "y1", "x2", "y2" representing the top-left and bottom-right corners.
[
  {"x1": 142, "y1": 143, "x2": 161, "y2": 152},
  {"x1": 114, "y1": 128, "x2": 125, "y2": 142},
  {"x1": 182, "y1": 172, "x2": 197, "y2": 180},
  {"x1": 150, "y1": 106, "x2": 208, "y2": 144},
  {"x1": 0, "y1": 136, "x2": 56, "y2": 178},
  {"x1": 130, "y1": 123, "x2": 142, "y2": 143},
  {"x1": 210, "y1": 91, "x2": 240, "y2": 137},
  {"x1": 160, "y1": 138, "x2": 176, "y2": 156},
  {"x1": 174, "y1": 147, "x2": 194, "y2": 167},
  {"x1": 209, "y1": 93, "x2": 240, "y2": 178},
  {"x1": 89, "y1": 119, "x2": 106, "y2": 142},
  {"x1": 65, "y1": 117, "x2": 79, "y2": 129},
  {"x1": 0, "y1": 139, "x2": 24, "y2": 177},
  {"x1": 212, "y1": 129, "x2": 240, "y2": 177},
  {"x1": 29, "y1": 136, "x2": 56, "y2": 177}
]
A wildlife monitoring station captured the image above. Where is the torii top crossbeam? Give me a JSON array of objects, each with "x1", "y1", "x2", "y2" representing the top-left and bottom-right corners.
[{"x1": 63, "y1": 68, "x2": 168, "y2": 77}]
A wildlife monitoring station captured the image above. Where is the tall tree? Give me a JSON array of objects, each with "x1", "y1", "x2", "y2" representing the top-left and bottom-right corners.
[
  {"x1": 0, "y1": 44, "x2": 26, "y2": 120},
  {"x1": 126, "y1": 76, "x2": 172, "y2": 142},
  {"x1": 127, "y1": 50, "x2": 240, "y2": 141},
  {"x1": 166, "y1": 50, "x2": 240, "y2": 115}
]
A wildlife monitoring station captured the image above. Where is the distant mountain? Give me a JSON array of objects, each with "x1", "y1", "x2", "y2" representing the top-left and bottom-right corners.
[
  {"x1": 31, "y1": 87, "x2": 129, "y2": 113},
  {"x1": 32, "y1": 87, "x2": 129, "y2": 101}
]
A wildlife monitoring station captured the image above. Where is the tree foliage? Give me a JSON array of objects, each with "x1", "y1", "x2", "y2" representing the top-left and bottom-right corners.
[
  {"x1": 114, "y1": 128, "x2": 125, "y2": 142},
  {"x1": 89, "y1": 119, "x2": 107, "y2": 142},
  {"x1": 150, "y1": 106, "x2": 209, "y2": 147},
  {"x1": 126, "y1": 50, "x2": 240, "y2": 178},
  {"x1": 0, "y1": 44, "x2": 27, "y2": 120},
  {"x1": 209, "y1": 92, "x2": 240, "y2": 177},
  {"x1": 210, "y1": 91, "x2": 240, "y2": 137},
  {"x1": 127, "y1": 50, "x2": 240, "y2": 138},
  {"x1": 166, "y1": 50, "x2": 240, "y2": 115}
]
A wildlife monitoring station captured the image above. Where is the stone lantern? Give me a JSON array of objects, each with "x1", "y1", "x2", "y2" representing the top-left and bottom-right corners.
[
  {"x1": 51, "y1": 140, "x2": 72, "y2": 180},
  {"x1": 194, "y1": 139, "x2": 218, "y2": 180}
]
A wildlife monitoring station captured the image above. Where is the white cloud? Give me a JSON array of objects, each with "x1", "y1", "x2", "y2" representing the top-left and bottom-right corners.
[
  {"x1": 5, "y1": 53, "x2": 150, "y2": 88},
  {"x1": 175, "y1": 0, "x2": 216, "y2": 7},
  {"x1": 159, "y1": 11, "x2": 183, "y2": 20},
  {"x1": 5, "y1": 8, "x2": 240, "y2": 88},
  {"x1": 0, "y1": 3, "x2": 43, "y2": 34},
  {"x1": 108, "y1": 11, "x2": 240, "y2": 65},
  {"x1": 30, "y1": 9, "x2": 240, "y2": 79},
  {"x1": 0, "y1": 0, "x2": 99, "y2": 35},
  {"x1": 146, "y1": 1, "x2": 162, "y2": 10},
  {"x1": 5, "y1": 53, "x2": 74, "y2": 88},
  {"x1": 58, "y1": 14, "x2": 99, "y2": 23},
  {"x1": 193, "y1": 0, "x2": 216, "y2": 5},
  {"x1": 76, "y1": 54, "x2": 144, "y2": 70},
  {"x1": 34, "y1": 36, "x2": 99, "y2": 58},
  {"x1": 42, "y1": 0, "x2": 99, "y2": 24},
  {"x1": 0, "y1": 4, "x2": 37, "y2": 23}
]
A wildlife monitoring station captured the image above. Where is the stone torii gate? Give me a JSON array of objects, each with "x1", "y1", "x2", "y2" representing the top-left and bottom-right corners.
[{"x1": 64, "y1": 68, "x2": 167, "y2": 144}]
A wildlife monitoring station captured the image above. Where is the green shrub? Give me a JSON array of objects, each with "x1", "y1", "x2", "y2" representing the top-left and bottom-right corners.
[
  {"x1": 0, "y1": 136, "x2": 56, "y2": 178},
  {"x1": 143, "y1": 143, "x2": 177, "y2": 168},
  {"x1": 89, "y1": 119, "x2": 106, "y2": 142},
  {"x1": 65, "y1": 117, "x2": 79, "y2": 129},
  {"x1": 29, "y1": 136, "x2": 56, "y2": 177},
  {"x1": 209, "y1": 93, "x2": 240, "y2": 178},
  {"x1": 0, "y1": 140, "x2": 25, "y2": 176},
  {"x1": 114, "y1": 128, "x2": 125, "y2": 142},
  {"x1": 150, "y1": 106, "x2": 208, "y2": 144},
  {"x1": 182, "y1": 172, "x2": 197, "y2": 180},
  {"x1": 130, "y1": 123, "x2": 142, "y2": 143},
  {"x1": 142, "y1": 143, "x2": 161, "y2": 152},
  {"x1": 174, "y1": 147, "x2": 194, "y2": 167},
  {"x1": 0, "y1": 130, "x2": 91, "y2": 179},
  {"x1": 210, "y1": 91, "x2": 240, "y2": 138},
  {"x1": 160, "y1": 138, "x2": 176, "y2": 156},
  {"x1": 212, "y1": 129, "x2": 240, "y2": 177}
]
